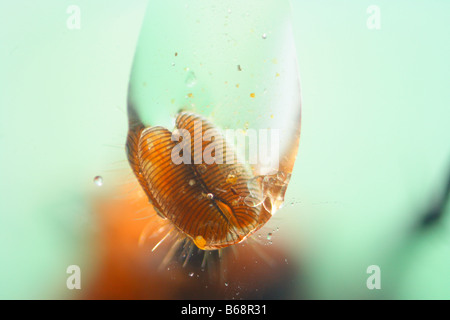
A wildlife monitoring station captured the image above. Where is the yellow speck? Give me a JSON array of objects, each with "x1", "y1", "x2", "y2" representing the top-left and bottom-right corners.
[
  {"x1": 187, "y1": 93, "x2": 193, "y2": 98},
  {"x1": 171, "y1": 99, "x2": 175, "y2": 104},
  {"x1": 276, "y1": 73, "x2": 280, "y2": 77},
  {"x1": 250, "y1": 93, "x2": 256, "y2": 98},
  {"x1": 226, "y1": 174, "x2": 237, "y2": 184},
  {"x1": 270, "y1": 114, "x2": 274, "y2": 119},
  {"x1": 236, "y1": 84, "x2": 240, "y2": 88},
  {"x1": 194, "y1": 235, "x2": 206, "y2": 250}
]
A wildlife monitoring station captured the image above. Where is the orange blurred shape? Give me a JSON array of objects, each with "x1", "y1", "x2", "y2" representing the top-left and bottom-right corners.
[{"x1": 82, "y1": 181, "x2": 300, "y2": 300}]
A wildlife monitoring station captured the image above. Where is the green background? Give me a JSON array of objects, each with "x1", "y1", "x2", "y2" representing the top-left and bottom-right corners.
[{"x1": 0, "y1": 0, "x2": 449, "y2": 299}]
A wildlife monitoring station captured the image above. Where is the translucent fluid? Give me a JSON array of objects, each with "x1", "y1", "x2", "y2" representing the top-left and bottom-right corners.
[{"x1": 126, "y1": 0, "x2": 301, "y2": 249}]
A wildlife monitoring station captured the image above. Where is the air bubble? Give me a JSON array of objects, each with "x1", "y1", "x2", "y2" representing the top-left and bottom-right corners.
[
  {"x1": 93, "y1": 176, "x2": 103, "y2": 186},
  {"x1": 207, "y1": 193, "x2": 214, "y2": 200},
  {"x1": 267, "y1": 233, "x2": 272, "y2": 240},
  {"x1": 262, "y1": 33, "x2": 267, "y2": 39},
  {"x1": 185, "y1": 70, "x2": 197, "y2": 87}
]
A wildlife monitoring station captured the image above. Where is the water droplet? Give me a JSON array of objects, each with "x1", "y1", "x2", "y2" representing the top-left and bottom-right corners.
[
  {"x1": 189, "y1": 272, "x2": 194, "y2": 277},
  {"x1": 171, "y1": 62, "x2": 175, "y2": 66},
  {"x1": 207, "y1": 193, "x2": 214, "y2": 200},
  {"x1": 262, "y1": 33, "x2": 267, "y2": 39},
  {"x1": 93, "y1": 176, "x2": 103, "y2": 186},
  {"x1": 267, "y1": 233, "x2": 272, "y2": 240},
  {"x1": 189, "y1": 179, "x2": 196, "y2": 186},
  {"x1": 185, "y1": 70, "x2": 197, "y2": 87},
  {"x1": 225, "y1": 282, "x2": 229, "y2": 287}
]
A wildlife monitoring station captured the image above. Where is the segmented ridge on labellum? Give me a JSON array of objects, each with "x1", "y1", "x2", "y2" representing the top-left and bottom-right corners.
[{"x1": 126, "y1": 112, "x2": 271, "y2": 250}]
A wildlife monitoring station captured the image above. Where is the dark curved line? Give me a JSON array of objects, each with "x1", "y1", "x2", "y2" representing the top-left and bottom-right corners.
[{"x1": 419, "y1": 160, "x2": 450, "y2": 228}]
